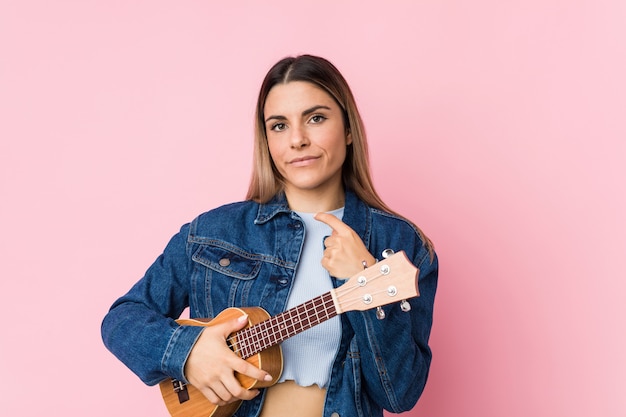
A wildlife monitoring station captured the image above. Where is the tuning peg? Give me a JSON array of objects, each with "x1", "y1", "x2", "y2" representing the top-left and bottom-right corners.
[
  {"x1": 381, "y1": 249, "x2": 394, "y2": 259},
  {"x1": 400, "y1": 300, "x2": 411, "y2": 312},
  {"x1": 376, "y1": 306, "x2": 386, "y2": 320}
]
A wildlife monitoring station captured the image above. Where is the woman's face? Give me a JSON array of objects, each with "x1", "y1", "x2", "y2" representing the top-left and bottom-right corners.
[{"x1": 264, "y1": 81, "x2": 352, "y2": 204}]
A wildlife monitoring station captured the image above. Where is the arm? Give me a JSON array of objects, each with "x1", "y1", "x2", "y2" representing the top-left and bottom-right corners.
[
  {"x1": 100, "y1": 224, "x2": 202, "y2": 385},
  {"x1": 346, "y1": 250, "x2": 438, "y2": 411},
  {"x1": 101, "y1": 223, "x2": 273, "y2": 404},
  {"x1": 314, "y1": 212, "x2": 438, "y2": 411}
]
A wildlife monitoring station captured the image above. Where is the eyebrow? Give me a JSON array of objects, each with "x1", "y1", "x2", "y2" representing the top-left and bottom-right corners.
[{"x1": 264, "y1": 105, "x2": 332, "y2": 123}]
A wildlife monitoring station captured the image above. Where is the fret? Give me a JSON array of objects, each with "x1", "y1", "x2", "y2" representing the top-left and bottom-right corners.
[
  {"x1": 313, "y1": 299, "x2": 321, "y2": 327},
  {"x1": 261, "y1": 319, "x2": 271, "y2": 347},
  {"x1": 250, "y1": 323, "x2": 261, "y2": 353},
  {"x1": 306, "y1": 299, "x2": 317, "y2": 327},
  {"x1": 286, "y1": 308, "x2": 295, "y2": 338},
  {"x1": 267, "y1": 320, "x2": 279, "y2": 346},
  {"x1": 236, "y1": 329, "x2": 248, "y2": 359}
]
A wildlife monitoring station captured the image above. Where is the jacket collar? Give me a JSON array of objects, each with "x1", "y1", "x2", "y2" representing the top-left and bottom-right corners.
[
  {"x1": 254, "y1": 189, "x2": 371, "y2": 248},
  {"x1": 254, "y1": 192, "x2": 291, "y2": 224}
]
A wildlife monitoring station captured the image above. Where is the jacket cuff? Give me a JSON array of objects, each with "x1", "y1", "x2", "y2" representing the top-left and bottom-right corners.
[{"x1": 161, "y1": 324, "x2": 205, "y2": 383}]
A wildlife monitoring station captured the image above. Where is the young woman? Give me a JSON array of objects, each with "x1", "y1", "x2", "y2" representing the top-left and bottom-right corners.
[{"x1": 102, "y1": 55, "x2": 438, "y2": 417}]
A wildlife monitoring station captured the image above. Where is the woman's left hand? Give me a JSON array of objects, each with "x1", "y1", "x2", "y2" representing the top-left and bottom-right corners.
[{"x1": 315, "y1": 212, "x2": 377, "y2": 279}]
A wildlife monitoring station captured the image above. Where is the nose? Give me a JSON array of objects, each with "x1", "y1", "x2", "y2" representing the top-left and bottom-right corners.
[{"x1": 289, "y1": 125, "x2": 309, "y2": 149}]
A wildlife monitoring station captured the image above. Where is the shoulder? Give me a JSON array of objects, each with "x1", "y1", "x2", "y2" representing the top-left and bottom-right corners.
[
  {"x1": 187, "y1": 200, "x2": 260, "y2": 238},
  {"x1": 196, "y1": 200, "x2": 257, "y2": 220},
  {"x1": 369, "y1": 208, "x2": 436, "y2": 269},
  {"x1": 370, "y1": 208, "x2": 420, "y2": 232},
  {"x1": 369, "y1": 208, "x2": 424, "y2": 245}
]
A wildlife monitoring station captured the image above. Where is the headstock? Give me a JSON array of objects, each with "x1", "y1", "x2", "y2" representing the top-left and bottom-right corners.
[{"x1": 332, "y1": 251, "x2": 419, "y2": 314}]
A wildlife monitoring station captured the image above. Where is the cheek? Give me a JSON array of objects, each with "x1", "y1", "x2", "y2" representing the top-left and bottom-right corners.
[{"x1": 330, "y1": 137, "x2": 349, "y2": 162}]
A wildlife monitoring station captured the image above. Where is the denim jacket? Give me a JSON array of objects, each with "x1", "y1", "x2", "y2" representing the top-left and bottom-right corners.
[{"x1": 101, "y1": 189, "x2": 438, "y2": 417}]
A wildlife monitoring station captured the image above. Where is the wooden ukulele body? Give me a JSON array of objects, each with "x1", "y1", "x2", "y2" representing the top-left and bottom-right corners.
[{"x1": 159, "y1": 307, "x2": 283, "y2": 417}]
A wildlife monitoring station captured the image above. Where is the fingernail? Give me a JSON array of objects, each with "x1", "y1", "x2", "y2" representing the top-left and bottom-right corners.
[
  {"x1": 264, "y1": 374, "x2": 273, "y2": 382},
  {"x1": 238, "y1": 314, "x2": 249, "y2": 324}
]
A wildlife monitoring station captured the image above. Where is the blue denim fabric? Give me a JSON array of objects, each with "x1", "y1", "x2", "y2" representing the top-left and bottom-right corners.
[{"x1": 101, "y1": 190, "x2": 438, "y2": 417}]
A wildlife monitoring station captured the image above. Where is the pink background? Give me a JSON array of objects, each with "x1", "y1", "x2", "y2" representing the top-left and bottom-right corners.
[{"x1": 1, "y1": 1, "x2": 625, "y2": 416}]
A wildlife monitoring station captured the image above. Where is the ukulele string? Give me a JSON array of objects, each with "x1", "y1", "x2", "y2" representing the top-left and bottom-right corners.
[
  {"x1": 224, "y1": 266, "x2": 393, "y2": 357},
  {"x1": 226, "y1": 295, "x2": 336, "y2": 359}
]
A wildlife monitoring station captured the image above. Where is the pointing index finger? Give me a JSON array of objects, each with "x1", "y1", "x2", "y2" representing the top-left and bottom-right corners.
[{"x1": 314, "y1": 212, "x2": 349, "y2": 233}]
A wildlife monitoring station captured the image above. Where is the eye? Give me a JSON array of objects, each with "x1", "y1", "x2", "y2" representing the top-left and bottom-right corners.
[
  {"x1": 270, "y1": 122, "x2": 287, "y2": 132},
  {"x1": 309, "y1": 114, "x2": 327, "y2": 124}
]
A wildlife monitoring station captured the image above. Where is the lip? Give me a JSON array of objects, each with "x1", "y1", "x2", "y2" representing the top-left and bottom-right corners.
[{"x1": 289, "y1": 155, "x2": 320, "y2": 165}]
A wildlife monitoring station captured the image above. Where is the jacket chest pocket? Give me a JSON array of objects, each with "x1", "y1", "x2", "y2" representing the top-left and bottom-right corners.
[
  {"x1": 191, "y1": 244, "x2": 263, "y2": 312},
  {"x1": 193, "y1": 244, "x2": 262, "y2": 279}
]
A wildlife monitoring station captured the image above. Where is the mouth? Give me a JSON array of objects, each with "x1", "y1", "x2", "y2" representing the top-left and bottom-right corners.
[{"x1": 289, "y1": 155, "x2": 320, "y2": 164}]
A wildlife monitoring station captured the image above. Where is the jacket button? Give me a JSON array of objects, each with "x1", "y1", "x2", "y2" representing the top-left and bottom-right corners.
[
  {"x1": 219, "y1": 258, "x2": 231, "y2": 267},
  {"x1": 331, "y1": 413, "x2": 340, "y2": 417}
]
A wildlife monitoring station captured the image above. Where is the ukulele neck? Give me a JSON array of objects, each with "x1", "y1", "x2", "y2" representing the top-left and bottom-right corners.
[{"x1": 235, "y1": 292, "x2": 337, "y2": 359}]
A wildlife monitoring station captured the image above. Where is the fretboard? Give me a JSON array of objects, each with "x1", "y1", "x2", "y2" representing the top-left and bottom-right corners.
[{"x1": 235, "y1": 291, "x2": 337, "y2": 359}]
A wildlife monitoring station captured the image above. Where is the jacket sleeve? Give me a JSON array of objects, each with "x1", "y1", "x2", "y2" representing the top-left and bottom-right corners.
[
  {"x1": 100, "y1": 224, "x2": 204, "y2": 386},
  {"x1": 345, "y1": 244, "x2": 438, "y2": 412}
]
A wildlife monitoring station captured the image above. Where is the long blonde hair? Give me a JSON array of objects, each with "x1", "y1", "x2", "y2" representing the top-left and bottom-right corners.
[{"x1": 246, "y1": 55, "x2": 433, "y2": 252}]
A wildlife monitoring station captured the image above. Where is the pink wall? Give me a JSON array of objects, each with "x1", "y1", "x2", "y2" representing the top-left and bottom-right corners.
[{"x1": 1, "y1": 1, "x2": 624, "y2": 416}]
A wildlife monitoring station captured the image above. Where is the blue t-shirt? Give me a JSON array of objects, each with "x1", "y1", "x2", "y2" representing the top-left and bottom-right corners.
[{"x1": 277, "y1": 208, "x2": 344, "y2": 387}]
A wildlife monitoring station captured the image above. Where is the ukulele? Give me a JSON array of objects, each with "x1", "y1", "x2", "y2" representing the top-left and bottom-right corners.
[{"x1": 159, "y1": 250, "x2": 419, "y2": 417}]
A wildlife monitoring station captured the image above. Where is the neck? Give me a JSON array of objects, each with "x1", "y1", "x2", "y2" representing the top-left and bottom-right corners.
[{"x1": 284, "y1": 186, "x2": 345, "y2": 213}]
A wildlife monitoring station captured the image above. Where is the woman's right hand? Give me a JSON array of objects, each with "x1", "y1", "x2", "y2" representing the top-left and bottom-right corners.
[{"x1": 183, "y1": 314, "x2": 273, "y2": 406}]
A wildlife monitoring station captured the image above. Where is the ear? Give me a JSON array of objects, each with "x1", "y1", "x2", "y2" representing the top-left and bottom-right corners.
[{"x1": 346, "y1": 129, "x2": 353, "y2": 145}]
